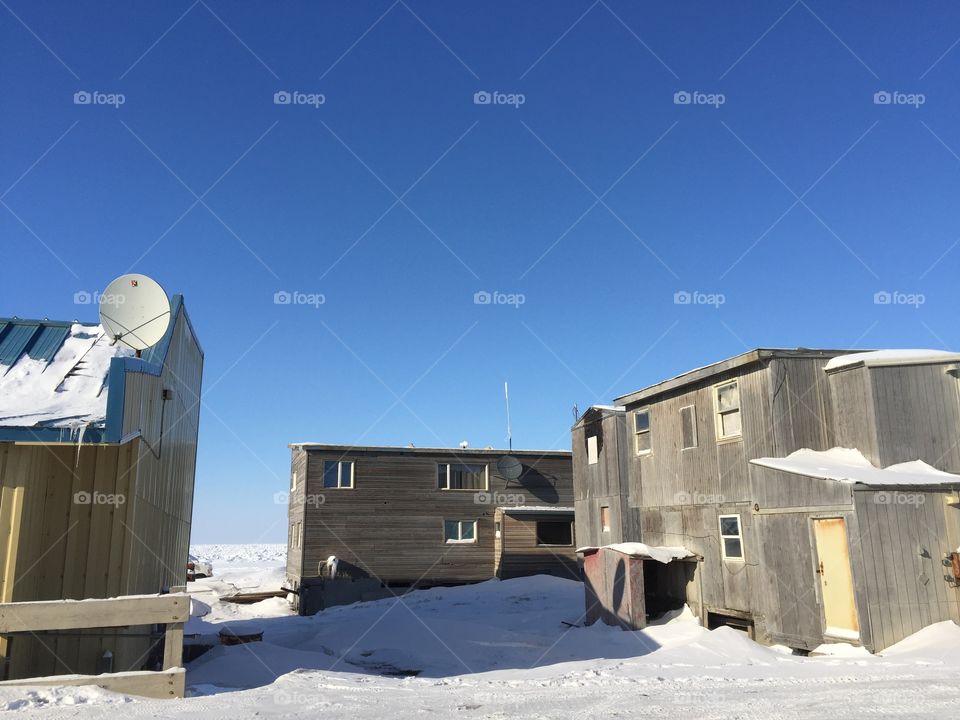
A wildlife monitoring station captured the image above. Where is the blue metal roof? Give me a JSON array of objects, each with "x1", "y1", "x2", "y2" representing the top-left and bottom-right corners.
[{"x1": 0, "y1": 319, "x2": 76, "y2": 369}]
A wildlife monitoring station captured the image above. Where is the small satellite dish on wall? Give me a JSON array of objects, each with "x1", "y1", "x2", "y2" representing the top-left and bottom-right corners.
[
  {"x1": 98, "y1": 274, "x2": 171, "y2": 354},
  {"x1": 497, "y1": 455, "x2": 523, "y2": 481}
]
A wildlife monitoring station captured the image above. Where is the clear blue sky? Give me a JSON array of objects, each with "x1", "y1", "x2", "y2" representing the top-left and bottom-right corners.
[{"x1": 2, "y1": 2, "x2": 959, "y2": 542}]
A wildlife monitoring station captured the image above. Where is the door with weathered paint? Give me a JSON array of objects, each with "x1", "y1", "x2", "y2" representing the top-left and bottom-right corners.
[{"x1": 813, "y1": 517, "x2": 859, "y2": 639}]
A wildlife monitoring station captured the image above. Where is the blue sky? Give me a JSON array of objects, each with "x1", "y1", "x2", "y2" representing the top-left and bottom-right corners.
[{"x1": 2, "y1": 2, "x2": 959, "y2": 542}]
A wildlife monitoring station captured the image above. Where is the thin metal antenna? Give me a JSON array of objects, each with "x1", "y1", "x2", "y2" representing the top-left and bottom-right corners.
[{"x1": 504, "y1": 381, "x2": 512, "y2": 452}]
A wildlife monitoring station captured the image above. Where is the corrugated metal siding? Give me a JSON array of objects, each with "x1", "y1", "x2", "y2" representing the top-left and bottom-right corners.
[
  {"x1": 0, "y1": 320, "x2": 74, "y2": 367},
  {"x1": 26, "y1": 325, "x2": 70, "y2": 361}
]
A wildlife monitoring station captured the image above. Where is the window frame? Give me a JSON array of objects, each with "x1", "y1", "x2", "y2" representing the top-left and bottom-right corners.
[
  {"x1": 535, "y1": 520, "x2": 574, "y2": 547},
  {"x1": 680, "y1": 404, "x2": 698, "y2": 450},
  {"x1": 443, "y1": 519, "x2": 478, "y2": 544},
  {"x1": 633, "y1": 407, "x2": 652, "y2": 456},
  {"x1": 718, "y1": 514, "x2": 744, "y2": 562},
  {"x1": 291, "y1": 471, "x2": 298, "y2": 491},
  {"x1": 437, "y1": 462, "x2": 489, "y2": 491},
  {"x1": 587, "y1": 435, "x2": 599, "y2": 465},
  {"x1": 323, "y1": 460, "x2": 355, "y2": 489},
  {"x1": 600, "y1": 505, "x2": 611, "y2": 533},
  {"x1": 713, "y1": 380, "x2": 743, "y2": 441}
]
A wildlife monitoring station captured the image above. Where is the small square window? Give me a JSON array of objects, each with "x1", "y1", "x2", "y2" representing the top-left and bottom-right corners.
[
  {"x1": 536, "y1": 520, "x2": 573, "y2": 546},
  {"x1": 719, "y1": 514, "x2": 744, "y2": 561},
  {"x1": 634, "y1": 409, "x2": 651, "y2": 455},
  {"x1": 438, "y1": 463, "x2": 487, "y2": 490},
  {"x1": 323, "y1": 460, "x2": 354, "y2": 488},
  {"x1": 444, "y1": 519, "x2": 478, "y2": 543},
  {"x1": 587, "y1": 436, "x2": 599, "y2": 465},
  {"x1": 714, "y1": 381, "x2": 742, "y2": 440}
]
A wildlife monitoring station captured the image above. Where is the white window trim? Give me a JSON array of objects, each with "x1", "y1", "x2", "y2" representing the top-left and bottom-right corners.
[
  {"x1": 587, "y1": 436, "x2": 599, "y2": 465},
  {"x1": 634, "y1": 408, "x2": 652, "y2": 456},
  {"x1": 291, "y1": 471, "x2": 298, "y2": 491},
  {"x1": 324, "y1": 460, "x2": 354, "y2": 489},
  {"x1": 437, "y1": 462, "x2": 489, "y2": 491},
  {"x1": 713, "y1": 380, "x2": 743, "y2": 441},
  {"x1": 719, "y1": 514, "x2": 744, "y2": 562},
  {"x1": 444, "y1": 519, "x2": 478, "y2": 544},
  {"x1": 680, "y1": 404, "x2": 698, "y2": 450}
]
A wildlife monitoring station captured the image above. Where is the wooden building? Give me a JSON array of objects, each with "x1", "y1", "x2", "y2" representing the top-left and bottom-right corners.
[
  {"x1": 573, "y1": 348, "x2": 960, "y2": 652},
  {"x1": 0, "y1": 296, "x2": 203, "y2": 680},
  {"x1": 285, "y1": 444, "x2": 576, "y2": 596}
]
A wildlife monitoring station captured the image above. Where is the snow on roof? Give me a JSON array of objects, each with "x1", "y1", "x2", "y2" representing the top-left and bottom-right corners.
[
  {"x1": 501, "y1": 506, "x2": 574, "y2": 514},
  {"x1": 751, "y1": 447, "x2": 960, "y2": 487},
  {"x1": 0, "y1": 323, "x2": 132, "y2": 430},
  {"x1": 825, "y1": 349, "x2": 960, "y2": 371},
  {"x1": 576, "y1": 542, "x2": 695, "y2": 564}
]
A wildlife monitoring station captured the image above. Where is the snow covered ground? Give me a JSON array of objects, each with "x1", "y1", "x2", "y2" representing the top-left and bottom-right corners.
[{"x1": 0, "y1": 544, "x2": 958, "y2": 718}]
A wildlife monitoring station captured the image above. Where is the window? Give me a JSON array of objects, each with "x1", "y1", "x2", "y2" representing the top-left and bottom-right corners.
[
  {"x1": 323, "y1": 460, "x2": 354, "y2": 489},
  {"x1": 680, "y1": 405, "x2": 698, "y2": 449},
  {"x1": 719, "y1": 514, "x2": 743, "y2": 561},
  {"x1": 536, "y1": 520, "x2": 573, "y2": 546},
  {"x1": 444, "y1": 519, "x2": 477, "y2": 543},
  {"x1": 495, "y1": 521, "x2": 502, "y2": 538},
  {"x1": 587, "y1": 436, "x2": 599, "y2": 465},
  {"x1": 634, "y1": 408, "x2": 651, "y2": 455},
  {"x1": 297, "y1": 522, "x2": 303, "y2": 549},
  {"x1": 600, "y1": 506, "x2": 611, "y2": 533},
  {"x1": 714, "y1": 381, "x2": 742, "y2": 439},
  {"x1": 291, "y1": 471, "x2": 298, "y2": 491},
  {"x1": 437, "y1": 463, "x2": 487, "y2": 490}
]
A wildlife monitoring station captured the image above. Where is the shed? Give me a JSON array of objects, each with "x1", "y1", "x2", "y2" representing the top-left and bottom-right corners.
[
  {"x1": 0, "y1": 296, "x2": 203, "y2": 680},
  {"x1": 578, "y1": 543, "x2": 697, "y2": 630}
]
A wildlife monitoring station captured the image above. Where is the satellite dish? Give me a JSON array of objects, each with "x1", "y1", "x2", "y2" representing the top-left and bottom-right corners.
[
  {"x1": 497, "y1": 455, "x2": 523, "y2": 481},
  {"x1": 98, "y1": 274, "x2": 171, "y2": 352}
]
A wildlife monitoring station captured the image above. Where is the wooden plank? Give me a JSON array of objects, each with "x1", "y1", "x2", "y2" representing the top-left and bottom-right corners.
[
  {"x1": 0, "y1": 666, "x2": 185, "y2": 699},
  {"x1": 0, "y1": 594, "x2": 189, "y2": 633},
  {"x1": 161, "y1": 622, "x2": 183, "y2": 671}
]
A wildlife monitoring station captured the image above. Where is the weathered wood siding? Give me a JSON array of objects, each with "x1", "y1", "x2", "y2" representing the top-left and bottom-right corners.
[
  {"x1": 572, "y1": 409, "x2": 629, "y2": 549},
  {"x1": 496, "y1": 511, "x2": 578, "y2": 581},
  {"x1": 868, "y1": 365, "x2": 960, "y2": 471},
  {"x1": 293, "y1": 449, "x2": 572, "y2": 586},
  {"x1": 853, "y1": 488, "x2": 960, "y2": 651},
  {"x1": 286, "y1": 448, "x2": 307, "y2": 584}
]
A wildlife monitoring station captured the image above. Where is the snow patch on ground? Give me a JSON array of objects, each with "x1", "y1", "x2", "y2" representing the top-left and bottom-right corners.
[{"x1": 1, "y1": 545, "x2": 959, "y2": 718}]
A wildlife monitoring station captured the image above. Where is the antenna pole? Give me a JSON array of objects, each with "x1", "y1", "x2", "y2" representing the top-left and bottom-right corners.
[{"x1": 504, "y1": 381, "x2": 512, "y2": 451}]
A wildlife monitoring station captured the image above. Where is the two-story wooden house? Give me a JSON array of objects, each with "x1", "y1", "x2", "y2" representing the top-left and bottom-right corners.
[
  {"x1": 573, "y1": 348, "x2": 960, "y2": 652},
  {"x1": 285, "y1": 444, "x2": 576, "y2": 602}
]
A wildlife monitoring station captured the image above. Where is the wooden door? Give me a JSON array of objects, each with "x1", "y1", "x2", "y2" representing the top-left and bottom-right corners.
[{"x1": 813, "y1": 517, "x2": 859, "y2": 639}]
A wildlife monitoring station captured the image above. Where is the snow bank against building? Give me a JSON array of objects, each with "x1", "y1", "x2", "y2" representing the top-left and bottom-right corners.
[{"x1": 751, "y1": 447, "x2": 960, "y2": 486}]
